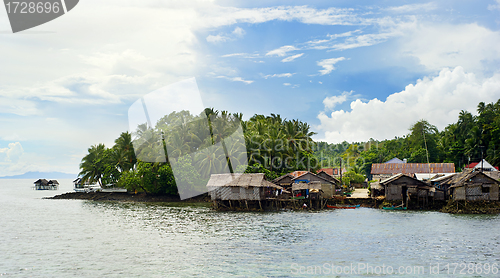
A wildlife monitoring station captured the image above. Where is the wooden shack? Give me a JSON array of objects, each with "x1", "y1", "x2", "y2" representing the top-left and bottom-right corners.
[
  {"x1": 380, "y1": 174, "x2": 432, "y2": 206},
  {"x1": 272, "y1": 173, "x2": 294, "y2": 190},
  {"x1": 34, "y1": 179, "x2": 58, "y2": 190},
  {"x1": 293, "y1": 172, "x2": 338, "y2": 198},
  {"x1": 447, "y1": 170, "x2": 500, "y2": 201},
  {"x1": 207, "y1": 173, "x2": 282, "y2": 201},
  {"x1": 291, "y1": 181, "x2": 322, "y2": 200}
]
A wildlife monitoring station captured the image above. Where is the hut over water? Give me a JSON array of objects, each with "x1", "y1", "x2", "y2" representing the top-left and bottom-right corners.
[
  {"x1": 34, "y1": 179, "x2": 59, "y2": 190},
  {"x1": 447, "y1": 169, "x2": 500, "y2": 201},
  {"x1": 207, "y1": 173, "x2": 282, "y2": 201}
]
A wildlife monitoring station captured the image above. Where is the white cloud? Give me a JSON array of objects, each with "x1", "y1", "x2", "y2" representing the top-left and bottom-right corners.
[
  {"x1": 216, "y1": 76, "x2": 254, "y2": 84},
  {"x1": 266, "y1": 45, "x2": 299, "y2": 57},
  {"x1": 385, "y1": 3, "x2": 438, "y2": 13},
  {"x1": 207, "y1": 27, "x2": 246, "y2": 43},
  {"x1": 206, "y1": 34, "x2": 230, "y2": 43},
  {"x1": 488, "y1": 0, "x2": 500, "y2": 11},
  {"x1": 317, "y1": 57, "x2": 346, "y2": 75},
  {"x1": 281, "y1": 53, "x2": 304, "y2": 62},
  {"x1": 263, "y1": 73, "x2": 295, "y2": 79},
  {"x1": 323, "y1": 91, "x2": 353, "y2": 110},
  {"x1": 0, "y1": 142, "x2": 24, "y2": 162},
  {"x1": 317, "y1": 67, "x2": 500, "y2": 143},
  {"x1": 232, "y1": 27, "x2": 246, "y2": 37},
  {"x1": 400, "y1": 23, "x2": 500, "y2": 73},
  {"x1": 221, "y1": 53, "x2": 260, "y2": 58}
]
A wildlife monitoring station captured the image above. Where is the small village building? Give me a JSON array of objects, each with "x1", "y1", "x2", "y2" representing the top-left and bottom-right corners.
[
  {"x1": 465, "y1": 159, "x2": 499, "y2": 171},
  {"x1": 272, "y1": 173, "x2": 294, "y2": 190},
  {"x1": 371, "y1": 158, "x2": 455, "y2": 181},
  {"x1": 380, "y1": 174, "x2": 433, "y2": 206},
  {"x1": 370, "y1": 182, "x2": 384, "y2": 198},
  {"x1": 429, "y1": 173, "x2": 456, "y2": 200},
  {"x1": 207, "y1": 173, "x2": 282, "y2": 201},
  {"x1": 292, "y1": 171, "x2": 338, "y2": 198},
  {"x1": 291, "y1": 181, "x2": 322, "y2": 200},
  {"x1": 34, "y1": 179, "x2": 59, "y2": 190},
  {"x1": 316, "y1": 170, "x2": 340, "y2": 184},
  {"x1": 447, "y1": 169, "x2": 500, "y2": 201},
  {"x1": 318, "y1": 168, "x2": 348, "y2": 179}
]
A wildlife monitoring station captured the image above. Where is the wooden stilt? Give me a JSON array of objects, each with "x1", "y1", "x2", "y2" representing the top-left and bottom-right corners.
[{"x1": 259, "y1": 200, "x2": 262, "y2": 210}]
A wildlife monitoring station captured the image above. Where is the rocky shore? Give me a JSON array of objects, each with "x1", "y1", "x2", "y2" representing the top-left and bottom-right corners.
[{"x1": 440, "y1": 200, "x2": 500, "y2": 214}]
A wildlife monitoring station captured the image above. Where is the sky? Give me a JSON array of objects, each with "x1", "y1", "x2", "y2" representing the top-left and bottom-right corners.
[{"x1": 1, "y1": 0, "x2": 500, "y2": 176}]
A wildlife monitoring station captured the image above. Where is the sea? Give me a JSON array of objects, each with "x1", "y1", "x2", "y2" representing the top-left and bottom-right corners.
[{"x1": 1, "y1": 179, "x2": 499, "y2": 277}]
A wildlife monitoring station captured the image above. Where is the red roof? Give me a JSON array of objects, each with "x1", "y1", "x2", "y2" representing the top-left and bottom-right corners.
[
  {"x1": 465, "y1": 162, "x2": 499, "y2": 170},
  {"x1": 318, "y1": 168, "x2": 347, "y2": 175}
]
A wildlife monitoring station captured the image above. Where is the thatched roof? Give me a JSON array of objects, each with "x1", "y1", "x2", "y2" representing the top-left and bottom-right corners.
[
  {"x1": 272, "y1": 173, "x2": 294, "y2": 184},
  {"x1": 292, "y1": 181, "x2": 322, "y2": 191},
  {"x1": 316, "y1": 171, "x2": 341, "y2": 184},
  {"x1": 34, "y1": 179, "x2": 49, "y2": 185},
  {"x1": 206, "y1": 173, "x2": 282, "y2": 189},
  {"x1": 48, "y1": 180, "x2": 59, "y2": 185},
  {"x1": 380, "y1": 173, "x2": 431, "y2": 189},
  {"x1": 449, "y1": 169, "x2": 500, "y2": 188}
]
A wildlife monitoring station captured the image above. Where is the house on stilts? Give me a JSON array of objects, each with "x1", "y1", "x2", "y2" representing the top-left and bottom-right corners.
[{"x1": 207, "y1": 173, "x2": 284, "y2": 210}]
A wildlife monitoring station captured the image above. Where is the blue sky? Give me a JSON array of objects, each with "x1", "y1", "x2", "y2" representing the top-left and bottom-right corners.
[{"x1": 1, "y1": 0, "x2": 500, "y2": 176}]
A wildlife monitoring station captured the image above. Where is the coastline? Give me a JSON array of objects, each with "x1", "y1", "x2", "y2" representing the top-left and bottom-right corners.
[
  {"x1": 46, "y1": 192, "x2": 500, "y2": 214},
  {"x1": 46, "y1": 191, "x2": 211, "y2": 203}
]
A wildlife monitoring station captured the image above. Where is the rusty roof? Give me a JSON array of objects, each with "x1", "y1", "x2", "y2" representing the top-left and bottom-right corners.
[{"x1": 371, "y1": 163, "x2": 455, "y2": 175}]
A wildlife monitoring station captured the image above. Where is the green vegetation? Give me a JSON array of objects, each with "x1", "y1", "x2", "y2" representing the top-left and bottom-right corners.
[
  {"x1": 79, "y1": 109, "x2": 317, "y2": 195},
  {"x1": 79, "y1": 99, "x2": 500, "y2": 194},
  {"x1": 314, "y1": 99, "x2": 500, "y2": 179}
]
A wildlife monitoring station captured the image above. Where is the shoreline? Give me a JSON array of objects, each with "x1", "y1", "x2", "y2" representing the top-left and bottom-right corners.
[
  {"x1": 46, "y1": 191, "x2": 211, "y2": 203},
  {"x1": 46, "y1": 192, "x2": 500, "y2": 214}
]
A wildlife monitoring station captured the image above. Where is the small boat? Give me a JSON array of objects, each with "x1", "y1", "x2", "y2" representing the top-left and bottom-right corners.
[
  {"x1": 327, "y1": 204, "x2": 360, "y2": 209},
  {"x1": 382, "y1": 206, "x2": 407, "y2": 210}
]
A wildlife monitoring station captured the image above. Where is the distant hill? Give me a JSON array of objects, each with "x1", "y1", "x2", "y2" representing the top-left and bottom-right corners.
[{"x1": 0, "y1": 171, "x2": 77, "y2": 179}]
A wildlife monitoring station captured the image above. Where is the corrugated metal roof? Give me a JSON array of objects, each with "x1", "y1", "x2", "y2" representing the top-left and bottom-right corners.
[{"x1": 371, "y1": 163, "x2": 455, "y2": 174}]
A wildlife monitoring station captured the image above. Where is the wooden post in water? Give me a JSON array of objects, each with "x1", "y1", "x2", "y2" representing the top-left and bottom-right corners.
[
  {"x1": 259, "y1": 200, "x2": 262, "y2": 210},
  {"x1": 245, "y1": 200, "x2": 249, "y2": 210}
]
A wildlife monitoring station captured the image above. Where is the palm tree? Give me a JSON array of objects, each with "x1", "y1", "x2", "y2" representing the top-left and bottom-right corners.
[
  {"x1": 114, "y1": 132, "x2": 136, "y2": 172},
  {"x1": 79, "y1": 144, "x2": 107, "y2": 187}
]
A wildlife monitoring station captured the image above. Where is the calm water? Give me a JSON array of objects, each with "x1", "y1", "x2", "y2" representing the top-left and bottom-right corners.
[{"x1": 1, "y1": 179, "x2": 499, "y2": 277}]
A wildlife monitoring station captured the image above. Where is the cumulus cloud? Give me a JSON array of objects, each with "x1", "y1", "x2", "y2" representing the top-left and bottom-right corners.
[
  {"x1": 323, "y1": 91, "x2": 353, "y2": 110},
  {"x1": 400, "y1": 23, "x2": 500, "y2": 73},
  {"x1": 317, "y1": 67, "x2": 500, "y2": 143},
  {"x1": 0, "y1": 142, "x2": 24, "y2": 162},
  {"x1": 317, "y1": 57, "x2": 346, "y2": 75},
  {"x1": 281, "y1": 53, "x2": 304, "y2": 62}
]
